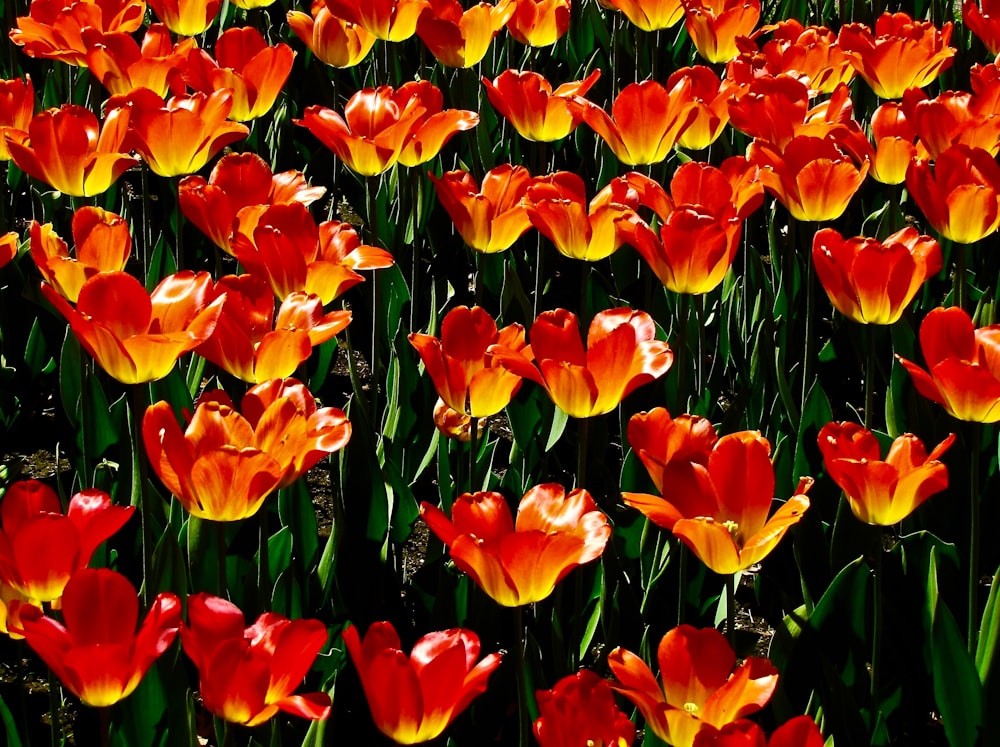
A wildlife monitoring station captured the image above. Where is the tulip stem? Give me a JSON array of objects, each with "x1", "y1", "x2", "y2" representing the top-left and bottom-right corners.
[
  {"x1": 469, "y1": 415, "x2": 479, "y2": 493},
  {"x1": 576, "y1": 417, "x2": 589, "y2": 490},
  {"x1": 515, "y1": 605, "x2": 533, "y2": 747},
  {"x1": 676, "y1": 542, "x2": 687, "y2": 626},
  {"x1": 366, "y1": 176, "x2": 382, "y2": 432},
  {"x1": 98, "y1": 706, "x2": 110, "y2": 747},
  {"x1": 130, "y1": 384, "x2": 153, "y2": 606},
  {"x1": 801, "y1": 225, "x2": 817, "y2": 412},
  {"x1": 675, "y1": 292, "x2": 689, "y2": 413},
  {"x1": 864, "y1": 326, "x2": 877, "y2": 430},
  {"x1": 969, "y1": 422, "x2": 982, "y2": 653},
  {"x1": 955, "y1": 241, "x2": 967, "y2": 312},
  {"x1": 173, "y1": 176, "x2": 184, "y2": 272},
  {"x1": 871, "y1": 539, "x2": 884, "y2": 717},
  {"x1": 216, "y1": 520, "x2": 228, "y2": 598},
  {"x1": 47, "y1": 667, "x2": 60, "y2": 747},
  {"x1": 726, "y1": 573, "x2": 736, "y2": 651}
]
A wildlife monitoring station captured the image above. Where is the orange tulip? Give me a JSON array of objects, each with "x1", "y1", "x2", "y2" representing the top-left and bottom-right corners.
[
  {"x1": 680, "y1": 0, "x2": 761, "y2": 63},
  {"x1": 4, "y1": 104, "x2": 137, "y2": 197},
  {"x1": 812, "y1": 227, "x2": 942, "y2": 325},
  {"x1": 669, "y1": 66, "x2": 733, "y2": 150},
  {"x1": 394, "y1": 81, "x2": 479, "y2": 167},
  {"x1": 323, "y1": 0, "x2": 428, "y2": 41},
  {"x1": 579, "y1": 79, "x2": 697, "y2": 165},
  {"x1": 965, "y1": 1, "x2": 1000, "y2": 55},
  {"x1": 901, "y1": 87, "x2": 1000, "y2": 160},
  {"x1": 409, "y1": 305, "x2": 529, "y2": 417},
  {"x1": 0, "y1": 77, "x2": 34, "y2": 161},
  {"x1": 416, "y1": 0, "x2": 514, "y2": 67},
  {"x1": 0, "y1": 233, "x2": 16, "y2": 270},
  {"x1": 421, "y1": 483, "x2": 611, "y2": 606},
  {"x1": 623, "y1": 408, "x2": 812, "y2": 575},
  {"x1": 905, "y1": 144, "x2": 1000, "y2": 244},
  {"x1": 818, "y1": 422, "x2": 954, "y2": 525},
  {"x1": 343, "y1": 621, "x2": 502, "y2": 744},
  {"x1": 604, "y1": 0, "x2": 682, "y2": 31},
  {"x1": 482, "y1": 69, "x2": 600, "y2": 142},
  {"x1": 30, "y1": 206, "x2": 131, "y2": 303},
  {"x1": 491, "y1": 307, "x2": 673, "y2": 418},
  {"x1": 432, "y1": 399, "x2": 486, "y2": 441},
  {"x1": 534, "y1": 670, "x2": 636, "y2": 747},
  {"x1": 693, "y1": 715, "x2": 824, "y2": 747},
  {"x1": 147, "y1": 0, "x2": 222, "y2": 36},
  {"x1": 429, "y1": 164, "x2": 534, "y2": 253},
  {"x1": 117, "y1": 87, "x2": 249, "y2": 177},
  {"x1": 184, "y1": 27, "x2": 295, "y2": 122},
  {"x1": 609, "y1": 625, "x2": 778, "y2": 747},
  {"x1": 42, "y1": 270, "x2": 224, "y2": 384},
  {"x1": 10, "y1": 0, "x2": 145, "y2": 66},
  {"x1": 287, "y1": 1, "x2": 377, "y2": 68},
  {"x1": 0, "y1": 480, "x2": 133, "y2": 605},
  {"x1": 506, "y1": 0, "x2": 571, "y2": 46},
  {"x1": 897, "y1": 306, "x2": 1000, "y2": 422},
  {"x1": 83, "y1": 25, "x2": 193, "y2": 97},
  {"x1": 868, "y1": 102, "x2": 917, "y2": 184},
  {"x1": 0, "y1": 582, "x2": 31, "y2": 639},
  {"x1": 13, "y1": 569, "x2": 180, "y2": 707},
  {"x1": 838, "y1": 12, "x2": 955, "y2": 99},
  {"x1": 745, "y1": 19, "x2": 854, "y2": 94}
]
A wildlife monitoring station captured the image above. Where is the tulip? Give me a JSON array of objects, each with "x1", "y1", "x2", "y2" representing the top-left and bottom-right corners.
[
  {"x1": 408, "y1": 305, "x2": 529, "y2": 417},
  {"x1": 196, "y1": 275, "x2": 352, "y2": 383},
  {"x1": 693, "y1": 715, "x2": 825, "y2": 747},
  {"x1": 838, "y1": 12, "x2": 955, "y2": 99},
  {"x1": 30, "y1": 207, "x2": 131, "y2": 303},
  {"x1": 897, "y1": 306, "x2": 1000, "y2": 422},
  {"x1": 83, "y1": 25, "x2": 193, "y2": 97},
  {"x1": 506, "y1": 0, "x2": 571, "y2": 46},
  {"x1": 0, "y1": 77, "x2": 34, "y2": 161},
  {"x1": 4, "y1": 104, "x2": 137, "y2": 197},
  {"x1": 394, "y1": 81, "x2": 479, "y2": 167},
  {"x1": 534, "y1": 670, "x2": 636, "y2": 747},
  {"x1": 10, "y1": 0, "x2": 146, "y2": 66},
  {"x1": 184, "y1": 27, "x2": 295, "y2": 122},
  {"x1": 901, "y1": 88, "x2": 1000, "y2": 160},
  {"x1": 623, "y1": 408, "x2": 812, "y2": 575},
  {"x1": 287, "y1": 1, "x2": 377, "y2": 68},
  {"x1": 680, "y1": 0, "x2": 762, "y2": 63},
  {"x1": 746, "y1": 19, "x2": 854, "y2": 94},
  {"x1": 811, "y1": 227, "x2": 942, "y2": 325},
  {"x1": 579, "y1": 79, "x2": 697, "y2": 165},
  {"x1": 181, "y1": 594, "x2": 331, "y2": 725},
  {"x1": 609, "y1": 625, "x2": 778, "y2": 747},
  {"x1": 0, "y1": 480, "x2": 133, "y2": 605},
  {"x1": 868, "y1": 102, "x2": 917, "y2": 184},
  {"x1": 323, "y1": 0, "x2": 428, "y2": 41},
  {"x1": 429, "y1": 165, "x2": 534, "y2": 253},
  {"x1": 147, "y1": 0, "x2": 222, "y2": 36},
  {"x1": 43, "y1": 270, "x2": 224, "y2": 385},
  {"x1": 432, "y1": 399, "x2": 487, "y2": 441},
  {"x1": 0, "y1": 582, "x2": 31, "y2": 639},
  {"x1": 669, "y1": 66, "x2": 734, "y2": 150},
  {"x1": 604, "y1": 0, "x2": 683, "y2": 31},
  {"x1": 421, "y1": 484, "x2": 611, "y2": 606},
  {"x1": 13, "y1": 568, "x2": 180, "y2": 707},
  {"x1": 416, "y1": 0, "x2": 515, "y2": 68},
  {"x1": 343, "y1": 621, "x2": 501, "y2": 744},
  {"x1": 818, "y1": 422, "x2": 955, "y2": 525},
  {"x1": 117, "y1": 87, "x2": 249, "y2": 177},
  {"x1": 492, "y1": 307, "x2": 673, "y2": 418},
  {"x1": 482, "y1": 69, "x2": 600, "y2": 142},
  {"x1": 965, "y1": 1, "x2": 1000, "y2": 55},
  {"x1": 0, "y1": 233, "x2": 16, "y2": 270},
  {"x1": 905, "y1": 144, "x2": 1000, "y2": 244}
]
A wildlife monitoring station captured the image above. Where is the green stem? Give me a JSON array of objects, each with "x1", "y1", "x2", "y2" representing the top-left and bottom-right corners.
[
  {"x1": 864, "y1": 325, "x2": 877, "y2": 430},
  {"x1": 47, "y1": 668, "x2": 59, "y2": 747},
  {"x1": 216, "y1": 520, "x2": 227, "y2": 598},
  {"x1": 801, "y1": 225, "x2": 816, "y2": 411},
  {"x1": 872, "y1": 541, "x2": 883, "y2": 714},
  {"x1": 130, "y1": 385, "x2": 153, "y2": 605},
  {"x1": 366, "y1": 176, "x2": 381, "y2": 432},
  {"x1": 576, "y1": 417, "x2": 589, "y2": 490},
  {"x1": 676, "y1": 541, "x2": 687, "y2": 627},
  {"x1": 515, "y1": 605, "x2": 531, "y2": 747},
  {"x1": 969, "y1": 422, "x2": 982, "y2": 653},
  {"x1": 468, "y1": 414, "x2": 479, "y2": 494},
  {"x1": 675, "y1": 292, "x2": 689, "y2": 413},
  {"x1": 258, "y1": 505, "x2": 269, "y2": 611},
  {"x1": 955, "y1": 241, "x2": 968, "y2": 312}
]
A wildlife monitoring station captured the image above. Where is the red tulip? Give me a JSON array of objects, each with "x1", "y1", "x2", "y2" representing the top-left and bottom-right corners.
[
  {"x1": 10, "y1": 0, "x2": 145, "y2": 66},
  {"x1": 965, "y1": 0, "x2": 1000, "y2": 55},
  {"x1": 147, "y1": 0, "x2": 222, "y2": 36},
  {"x1": 693, "y1": 715, "x2": 825, "y2": 747},
  {"x1": 482, "y1": 69, "x2": 600, "y2": 142},
  {"x1": 0, "y1": 77, "x2": 34, "y2": 161},
  {"x1": 534, "y1": 670, "x2": 636, "y2": 747},
  {"x1": 416, "y1": 0, "x2": 515, "y2": 68},
  {"x1": 506, "y1": 0, "x2": 570, "y2": 46},
  {"x1": 83, "y1": 25, "x2": 193, "y2": 97},
  {"x1": 323, "y1": 0, "x2": 428, "y2": 41},
  {"x1": 742, "y1": 19, "x2": 854, "y2": 94},
  {"x1": 901, "y1": 87, "x2": 1000, "y2": 160},
  {"x1": 287, "y1": 1, "x2": 377, "y2": 68},
  {"x1": 680, "y1": 0, "x2": 762, "y2": 63}
]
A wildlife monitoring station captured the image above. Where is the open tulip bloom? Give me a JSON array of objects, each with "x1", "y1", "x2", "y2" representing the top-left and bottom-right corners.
[
  {"x1": 10, "y1": 0, "x2": 146, "y2": 66},
  {"x1": 83, "y1": 24, "x2": 194, "y2": 97},
  {"x1": 416, "y1": 0, "x2": 515, "y2": 68},
  {"x1": 0, "y1": 77, "x2": 35, "y2": 161},
  {"x1": 482, "y1": 69, "x2": 600, "y2": 142},
  {"x1": 287, "y1": 1, "x2": 377, "y2": 68},
  {"x1": 680, "y1": 0, "x2": 762, "y2": 63},
  {"x1": 506, "y1": 0, "x2": 571, "y2": 46},
  {"x1": 323, "y1": 0, "x2": 429, "y2": 41},
  {"x1": 147, "y1": 0, "x2": 223, "y2": 36},
  {"x1": 534, "y1": 669, "x2": 636, "y2": 747}
]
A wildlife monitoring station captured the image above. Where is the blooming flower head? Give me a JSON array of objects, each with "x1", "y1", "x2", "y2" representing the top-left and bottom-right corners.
[
  {"x1": 147, "y1": 0, "x2": 222, "y2": 36},
  {"x1": 343, "y1": 620, "x2": 502, "y2": 744},
  {"x1": 868, "y1": 102, "x2": 917, "y2": 184},
  {"x1": 182, "y1": 594, "x2": 330, "y2": 726},
  {"x1": 604, "y1": 0, "x2": 683, "y2": 32},
  {"x1": 323, "y1": 0, "x2": 429, "y2": 41},
  {"x1": 534, "y1": 670, "x2": 636, "y2": 747},
  {"x1": 421, "y1": 484, "x2": 612, "y2": 606},
  {"x1": 746, "y1": 19, "x2": 855, "y2": 94},
  {"x1": 669, "y1": 66, "x2": 734, "y2": 150},
  {"x1": 13, "y1": 568, "x2": 180, "y2": 707},
  {"x1": 897, "y1": 306, "x2": 1000, "y2": 422},
  {"x1": 416, "y1": 0, "x2": 515, "y2": 68},
  {"x1": 0, "y1": 233, "x2": 16, "y2": 270},
  {"x1": 694, "y1": 715, "x2": 824, "y2": 747},
  {"x1": 83, "y1": 25, "x2": 193, "y2": 97},
  {"x1": 287, "y1": 1, "x2": 377, "y2": 68},
  {"x1": 812, "y1": 227, "x2": 942, "y2": 325},
  {"x1": 393, "y1": 81, "x2": 480, "y2": 167},
  {"x1": 0, "y1": 77, "x2": 35, "y2": 161},
  {"x1": 10, "y1": 0, "x2": 146, "y2": 66},
  {"x1": 609, "y1": 625, "x2": 778, "y2": 747},
  {"x1": 901, "y1": 87, "x2": 1000, "y2": 160},
  {"x1": 482, "y1": 69, "x2": 600, "y2": 142},
  {"x1": 43, "y1": 270, "x2": 224, "y2": 384},
  {"x1": 0, "y1": 480, "x2": 133, "y2": 605},
  {"x1": 817, "y1": 421, "x2": 955, "y2": 525},
  {"x1": 506, "y1": 0, "x2": 571, "y2": 46},
  {"x1": 680, "y1": 0, "x2": 762, "y2": 63},
  {"x1": 965, "y1": 0, "x2": 1000, "y2": 55}
]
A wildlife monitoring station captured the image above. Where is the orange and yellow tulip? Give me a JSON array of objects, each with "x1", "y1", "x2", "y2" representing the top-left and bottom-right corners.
[
  {"x1": 745, "y1": 19, "x2": 854, "y2": 94},
  {"x1": 0, "y1": 77, "x2": 34, "y2": 161},
  {"x1": 898, "y1": 306, "x2": 1000, "y2": 422},
  {"x1": 868, "y1": 102, "x2": 917, "y2": 184},
  {"x1": 4, "y1": 104, "x2": 137, "y2": 197},
  {"x1": 609, "y1": 625, "x2": 778, "y2": 747},
  {"x1": 147, "y1": 0, "x2": 222, "y2": 36},
  {"x1": 409, "y1": 305, "x2": 529, "y2": 417},
  {"x1": 491, "y1": 307, "x2": 673, "y2": 418},
  {"x1": 902, "y1": 87, "x2": 1000, "y2": 160},
  {"x1": 343, "y1": 621, "x2": 502, "y2": 744},
  {"x1": 432, "y1": 399, "x2": 486, "y2": 441},
  {"x1": 506, "y1": 0, "x2": 571, "y2": 46},
  {"x1": 482, "y1": 69, "x2": 600, "y2": 142},
  {"x1": 394, "y1": 81, "x2": 479, "y2": 167},
  {"x1": 181, "y1": 594, "x2": 331, "y2": 726},
  {"x1": 604, "y1": 0, "x2": 683, "y2": 31},
  {"x1": 965, "y1": 1, "x2": 1000, "y2": 55},
  {"x1": 0, "y1": 233, "x2": 16, "y2": 270},
  {"x1": 429, "y1": 164, "x2": 534, "y2": 253},
  {"x1": 83, "y1": 25, "x2": 193, "y2": 97},
  {"x1": 623, "y1": 408, "x2": 812, "y2": 575},
  {"x1": 416, "y1": 0, "x2": 515, "y2": 68},
  {"x1": 287, "y1": 1, "x2": 377, "y2": 68},
  {"x1": 818, "y1": 422, "x2": 954, "y2": 525},
  {"x1": 421, "y1": 484, "x2": 611, "y2": 606},
  {"x1": 669, "y1": 66, "x2": 734, "y2": 150},
  {"x1": 680, "y1": 0, "x2": 761, "y2": 63},
  {"x1": 10, "y1": 0, "x2": 145, "y2": 66},
  {"x1": 534, "y1": 670, "x2": 636, "y2": 747},
  {"x1": 43, "y1": 270, "x2": 224, "y2": 384},
  {"x1": 323, "y1": 0, "x2": 428, "y2": 41}
]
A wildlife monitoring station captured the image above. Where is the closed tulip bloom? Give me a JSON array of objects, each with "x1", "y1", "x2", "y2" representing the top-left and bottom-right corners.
[
  {"x1": 147, "y1": 0, "x2": 222, "y2": 36},
  {"x1": 534, "y1": 670, "x2": 636, "y2": 747},
  {"x1": 10, "y1": 0, "x2": 145, "y2": 66},
  {"x1": 812, "y1": 227, "x2": 942, "y2": 325},
  {"x1": 13, "y1": 568, "x2": 180, "y2": 707},
  {"x1": 429, "y1": 165, "x2": 533, "y2": 253},
  {"x1": 898, "y1": 306, "x2": 1000, "y2": 422},
  {"x1": 0, "y1": 480, "x2": 133, "y2": 605},
  {"x1": 869, "y1": 102, "x2": 917, "y2": 184},
  {"x1": 669, "y1": 66, "x2": 734, "y2": 150},
  {"x1": 818, "y1": 422, "x2": 954, "y2": 525},
  {"x1": 421, "y1": 484, "x2": 611, "y2": 606},
  {"x1": 43, "y1": 270, "x2": 224, "y2": 384},
  {"x1": 482, "y1": 69, "x2": 600, "y2": 142},
  {"x1": 694, "y1": 715, "x2": 825, "y2": 747},
  {"x1": 580, "y1": 79, "x2": 697, "y2": 165},
  {"x1": 680, "y1": 0, "x2": 762, "y2": 63},
  {"x1": 432, "y1": 399, "x2": 486, "y2": 442},
  {"x1": 609, "y1": 625, "x2": 778, "y2": 747},
  {"x1": 83, "y1": 25, "x2": 193, "y2": 97},
  {"x1": 506, "y1": 0, "x2": 571, "y2": 46},
  {"x1": 838, "y1": 12, "x2": 955, "y2": 99},
  {"x1": 905, "y1": 144, "x2": 1000, "y2": 244},
  {"x1": 31, "y1": 206, "x2": 131, "y2": 303},
  {"x1": 965, "y1": 1, "x2": 1000, "y2": 54},
  {"x1": 4, "y1": 104, "x2": 137, "y2": 197},
  {"x1": 408, "y1": 305, "x2": 529, "y2": 417},
  {"x1": 344, "y1": 621, "x2": 501, "y2": 744},
  {"x1": 0, "y1": 77, "x2": 34, "y2": 161},
  {"x1": 491, "y1": 307, "x2": 673, "y2": 418},
  {"x1": 416, "y1": 0, "x2": 515, "y2": 68},
  {"x1": 287, "y1": 2, "x2": 376, "y2": 68},
  {"x1": 604, "y1": 0, "x2": 682, "y2": 31},
  {"x1": 323, "y1": 0, "x2": 428, "y2": 41},
  {"x1": 182, "y1": 594, "x2": 331, "y2": 726}
]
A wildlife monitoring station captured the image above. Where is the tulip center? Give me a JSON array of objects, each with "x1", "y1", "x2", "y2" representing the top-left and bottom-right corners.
[
  {"x1": 683, "y1": 702, "x2": 699, "y2": 714},
  {"x1": 722, "y1": 519, "x2": 742, "y2": 544}
]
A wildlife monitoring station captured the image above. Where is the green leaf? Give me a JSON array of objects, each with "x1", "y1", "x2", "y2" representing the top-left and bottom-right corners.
[
  {"x1": 546, "y1": 406, "x2": 569, "y2": 452},
  {"x1": 23, "y1": 317, "x2": 54, "y2": 376},
  {"x1": 976, "y1": 565, "x2": 1000, "y2": 684},
  {"x1": 0, "y1": 692, "x2": 22, "y2": 747}
]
